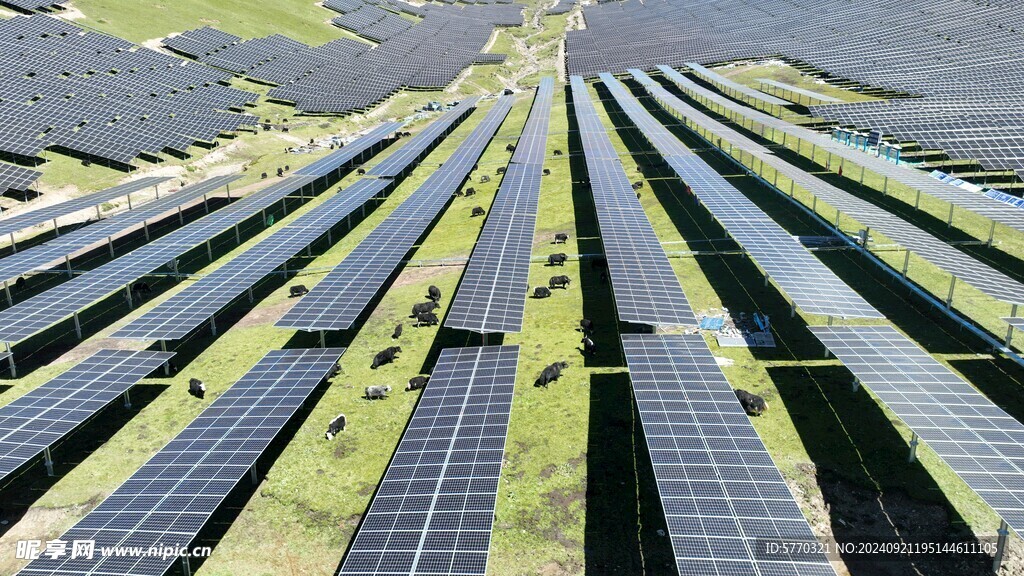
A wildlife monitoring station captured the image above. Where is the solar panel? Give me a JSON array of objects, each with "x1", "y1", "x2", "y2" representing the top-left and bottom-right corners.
[
  {"x1": 337, "y1": 345, "x2": 518, "y2": 576},
  {"x1": 635, "y1": 69, "x2": 1024, "y2": 306},
  {"x1": 0, "y1": 175, "x2": 317, "y2": 345},
  {"x1": 367, "y1": 98, "x2": 479, "y2": 178},
  {"x1": 685, "y1": 63, "x2": 790, "y2": 107},
  {"x1": 16, "y1": 347, "x2": 344, "y2": 576},
  {"x1": 0, "y1": 177, "x2": 171, "y2": 239},
  {"x1": 0, "y1": 162, "x2": 42, "y2": 194},
  {"x1": 570, "y1": 75, "x2": 696, "y2": 326},
  {"x1": 111, "y1": 105, "x2": 477, "y2": 340},
  {"x1": 659, "y1": 66, "x2": 1024, "y2": 234},
  {"x1": 445, "y1": 78, "x2": 554, "y2": 333},
  {"x1": 756, "y1": 79, "x2": 842, "y2": 103},
  {"x1": 604, "y1": 72, "x2": 881, "y2": 319},
  {"x1": 621, "y1": 333, "x2": 837, "y2": 576},
  {"x1": 294, "y1": 122, "x2": 404, "y2": 177},
  {"x1": 277, "y1": 95, "x2": 516, "y2": 332},
  {"x1": 1005, "y1": 317, "x2": 1024, "y2": 330},
  {"x1": 0, "y1": 349, "x2": 173, "y2": 483},
  {"x1": 810, "y1": 325, "x2": 1024, "y2": 535},
  {"x1": 0, "y1": 175, "x2": 241, "y2": 286}
]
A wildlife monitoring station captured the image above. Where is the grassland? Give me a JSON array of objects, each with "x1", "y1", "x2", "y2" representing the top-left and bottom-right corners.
[{"x1": 3, "y1": 2, "x2": 1024, "y2": 576}]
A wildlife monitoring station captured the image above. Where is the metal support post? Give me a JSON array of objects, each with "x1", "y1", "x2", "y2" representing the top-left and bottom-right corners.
[
  {"x1": 907, "y1": 432, "x2": 919, "y2": 462},
  {"x1": 65, "y1": 255, "x2": 73, "y2": 277},
  {"x1": 994, "y1": 520, "x2": 1009, "y2": 573},
  {"x1": 108, "y1": 237, "x2": 115, "y2": 258},
  {"x1": 43, "y1": 447, "x2": 54, "y2": 476},
  {"x1": 161, "y1": 340, "x2": 170, "y2": 375},
  {"x1": 125, "y1": 284, "x2": 134, "y2": 310},
  {"x1": 988, "y1": 221, "x2": 997, "y2": 248},
  {"x1": 250, "y1": 465, "x2": 259, "y2": 485},
  {"x1": 852, "y1": 377, "x2": 860, "y2": 392},
  {"x1": 73, "y1": 312, "x2": 82, "y2": 339},
  {"x1": 947, "y1": 204, "x2": 955, "y2": 227},
  {"x1": 1006, "y1": 304, "x2": 1018, "y2": 348},
  {"x1": 206, "y1": 239, "x2": 213, "y2": 261},
  {"x1": 3, "y1": 280, "x2": 11, "y2": 306},
  {"x1": 210, "y1": 315, "x2": 217, "y2": 336},
  {"x1": 319, "y1": 330, "x2": 326, "y2": 349},
  {"x1": 946, "y1": 275, "x2": 957, "y2": 309},
  {"x1": 5, "y1": 343, "x2": 15, "y2": 378},
  {"x1": 123, "y1": 390, "x2": 131, "y2": 409}
]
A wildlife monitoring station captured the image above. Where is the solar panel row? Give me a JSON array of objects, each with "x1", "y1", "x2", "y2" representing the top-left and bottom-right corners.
[
  {"x1": 658, "y1": 65, "x2": 1024, "y2": 234},
  {"x1": 337, "y1": 345, "x2": 519, "y2": 576},
  {"x1": 277, "y1": 95, "x2": 516, "y2": 332},
  {"x1": 570, "y1": 75, "x2": 696, "y2": 326},
  {"x1": 811, "y1": 325, "x2": 1024, "y2": 535},
  {"x1": 17, "y1": 348, "x2": 345, "y2": 576},
  {"x1": 0, "y1": 162, "x2": 42, "y2": 195},
  {"x1": 294, "y1": 122, "x2": 404, "y2": 177},
  {"x1": 446, "y1": 78, "x2": 554, "y2": 333},
  {"x1": 0, "y1": 349, "x2": 174, "y2": 483},
  {"x1": 113, "y1": 107, "x2": 478, "y2": 341},
  {"x1": 0, "y1": 175, "x2": 241, "y2": 288},
  {"x1": 756, "y1": 79, "x2": 842, "y2": 104},
  {"x1": 684, "y1": 63, "x2": 789, "y2": 106},
  {"x1": 622, "y1": 333, "x2": 837, "y2": 576},
  {"x1": 0, "y1": 177, "x2": 171, "y2": 239},
  {"x1": 608, "y1": 72, "x2": 881, "y2": 319},
  {"x1": 367, "y1": 98, "x2": 480, "y2": 178},
  {"x1": 634, "y1": 69, "x2": 1024, "y2": 306}
]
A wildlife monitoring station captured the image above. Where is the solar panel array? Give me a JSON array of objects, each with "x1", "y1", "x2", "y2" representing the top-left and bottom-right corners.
[
  {"x1": 162, "y1": 26, "x2": 241, "y2": 58},
  {"x1": 684, "y1": 63, "x2": 789, "y2": 107},
  {"x1": 0, "y1": 175, "x2": 241, "y2": 286},
  {"x1": 0, "y1": 174, "x2": 320, "y2": 344},
  {"x1": 367, "y1": 98, "x2": 479, "y2": 178},
  {"x1": 564, "y1": 0, "x2": 1024, "y2": 174},
  {"x1": 337, "y1": 345, "x2": 519, "y2": 576},
  {"x1": 811, "y1": 325, "x2": 1024, "y2": 535},
  {"x1": 293, "y1": 122, "x2": 403, "y2": 177},
  {"x1": 113, "y1": 106, "x2": 479, "y2": 341},
  {"x1": 622, "y1": 333, "x2": 837, "y2": 576},
  {"x1": 0, "y1": 349, "x2": 173, "y2": 483},
  {"x1": 446, "y1": 78, "x2": 554, "y2": 333},
  {"x1": 1005, "y1": 317, "x2": 1024, "y2": 330},
  {"x1": 0, "y1": 162, "x2": 42, "y2": 195},
  {"x1": 657, "y1": 66, "x2": 1024, "y2": 234},
  {"x1": 0, "y1": 177, "x2": 170, "y2": 239},
  {"x1": 606, "y1": 72, "x2": 881, "y2": 318},
  {"x1": 635, "y1": 69, "x2": 1024, "y2": 306},
  {"x1": 17, "y1": 347, "x2": 345, "y2": 576},
  {"x1": 0, "y1": 16, "x2": 257, "y2": 166},
  {"x1": 1, "y1": 0, "x2": 67, "y2": 11},
  {"x1": 277, "y1": 95, "x2": 515, "y2": 332},
  {"x1": 757, "y1": 79, "x2": 842, "y2": 104},
  {"x1": 545, "y1": 0, "x2": 575, "y2": 15},
  {"x1": 570, "y1": 76, "x2": 696, "y2": 326}
]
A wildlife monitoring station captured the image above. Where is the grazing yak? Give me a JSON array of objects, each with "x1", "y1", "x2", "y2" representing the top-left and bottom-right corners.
[
  {"x1": 579, "y1": 318, "x2": 594, "y2": 334},
  {"x1": 392, "y1": 323, "x2": 403, "y2": 339},
  {"x1": 533, "y1": 286, "x2": 552, "y2": 298},
  {"x1": 506, "y1": 143, "x2": 516, "y2": 153},
  {"x1": 325, "y1": 413, "x2": 347, "y2": 439},
  {"x1": 415, "y1": 312, "x2": 439, "y2": 327},
  {"x1": 548, "y1": 253, "x2": 568, "y2": 266},
  {"x1": 411, "y1": 301, "x2": 440, "y2": 316},
  {"x1": 371, "y1": 346, "x2": 402, "y2": 369},
  {"x1": 543, "y1": 168, "x2": 551, "y2": 176},
  {"x1": 365, "y1": 385, "x2": 392, "y2": 400},
  {"x1": 496, "y1": 166, "x2": 506, "y2": 175},
  {"x1": 132, "y1": 282, "x2": 151, "y2": 294},
  {"x1": 289, "y1": 285, "x2": 308, "y2": 297},
  {"x1": 428, "y1": 285, "x2": 441, "y2": 302},
  {"x1": 480, "y1": 175, "x2": 491, "y2": 183},
  {"x1": 581, "y1": 336, "x2": 597, "y2": 356},
  {"x1": 188, "y1": 378, "x2": 205, "y2": 399},
  {"x1": 553, "y1": 149, "x2": 563, "y2": 156},
  {"x1": 535, "y1": 361, "x2": 569, "y2": 388},
  {"x1": 735, "y1": 389, "x2": 768, "y2": 416},
  {"x1": 554, "y1": 233, "x2": 569, "y2": 244},
  {"x1": 631, "y1": 181, "x2": 644, "y2": 190},
  {"x1": 407, "y1": 375, "x2": 429, "y2": 391},
  {"x1": 471, "y1": 207, "x2": 486, "y2": 217},
  {"x1": 549, "y1": 275, "x2": 571, "y2": 289},
  {"x1": 465, "y1": 187, "x2": 477, "y2": 196}
]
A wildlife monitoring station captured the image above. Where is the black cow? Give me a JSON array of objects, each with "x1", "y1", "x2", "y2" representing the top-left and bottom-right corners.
[
  {"x1": 415, "y1": 312, "x2": 439, "y2": 327},
  {"x1": 581, "y1": 336, "x2": 597, "y2": 355},
  {"x1": 464, "y1": 187, "x2": 476, "y2": 196},
  {"x1": 553, "y1": 149, "x2": 563, "y2": 156},
  {"x1": 548, "y1": 253, "x2": 567, "y2": 266},
  {"x1": 453, "y1": 189, "x2": 464, "y2": 197},
  {"x1": 13, "y1": 277, "x2": 25, "y2": 291},
  {"x1": 543, "y1": 168, "x2": 551, "y2": 176},
  {"x1": 579, "y1": 318, "x2": 594, "y2": 333},
  {"x1": 371, "y1": 346, "x2": 402, "y2": 369},
  {"x1": 496, "y1": 167, "x2": 506, "y2": 175},
  {"x1": 428, "y1": 285, "x2": 441, "y2": 302},
  {"x1": 554, "y1": 233, "x2": 569, "y2": 244},
  {"x1": 735, "y1": 389, "x2": 768, "y2": 416},
  {"x1": 276, "y1": 167, "x2": 284, "y2": 177},
  {"x1": 506, "y1": 143, "x2": 516, "y2": 153},
  {"x1": 632, "y1": 180, "x2": 644, "y2": 190},
  {"x1": 407, "y1": 375, "x2": 429, "y2": 391},
  {"x1": 480, "y1": 175, "x2": 491, "y2": 183},
  {"x1": 549, "y1": 275, "x2": 571, "y2": 289},
  {"x1": 328, "y1": 362, "x2": 342, "y2": 378},
  {"x1": 357, "y1": 168, "x2": 366, "y2": 175},
  {"x1": 533, "y1": 286, "x2": 551, "y2": 298},
  {"x1": 261, "y1": 172, "x2": 268, "y2": 179},
  {"x1": 411, "y1": 301, "x2": 440, "y2": 316},
  {"x1": 325, "y1": 413, "x2": 347, "y2": 439},
  {"x1": 535, "y1": 361, "x2": 569, "y2": 388},
  {"x1": 188, "y1": 378, "x2": 205, "y2": 399},
  {"x1": 471, "y1": 207, "x2": 486, "y2": 217},
  {"x1": 131, "y1": 281, "x2": 151, "y2": 294},
  {"x1": 289, "y1": 285, "x2": 309, "y2": 297},
  {"x1": 392, "y1": 323, "x2": 403, "y2": 339}
]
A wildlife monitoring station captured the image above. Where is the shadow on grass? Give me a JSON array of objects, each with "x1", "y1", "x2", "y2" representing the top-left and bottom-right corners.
[
  {"x1": 0, "y1": 382, "x2": 170, "y2": 533},
  {"x1": 585, "y1": 371, "x2": 676, "y2": 575}
]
